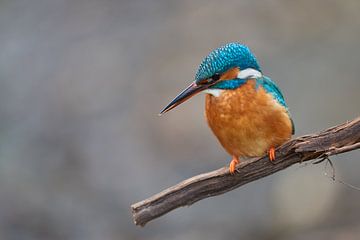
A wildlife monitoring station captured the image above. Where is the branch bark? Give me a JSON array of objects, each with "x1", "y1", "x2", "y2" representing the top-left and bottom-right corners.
[{"x1": 131, "y1": 117, "x2": 360, "y2": 226}]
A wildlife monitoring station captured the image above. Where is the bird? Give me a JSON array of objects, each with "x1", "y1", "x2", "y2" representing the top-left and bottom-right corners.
[{"x1": 160, "y1": 42, "x2": 294, "y2": 174}]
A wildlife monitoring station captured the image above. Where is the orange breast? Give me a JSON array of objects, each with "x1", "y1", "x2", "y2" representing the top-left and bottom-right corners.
[{"x1": 205, "y1": 80, "x2": 292, "y2": 158}]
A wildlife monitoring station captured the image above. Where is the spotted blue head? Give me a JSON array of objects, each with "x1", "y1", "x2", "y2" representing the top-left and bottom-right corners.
[
  {"x1": 195, "y1": 42, "x2": 261, "y2": 82},
  {"x1": 160, "y1": 42, "x2": 262, "y2": 114}
]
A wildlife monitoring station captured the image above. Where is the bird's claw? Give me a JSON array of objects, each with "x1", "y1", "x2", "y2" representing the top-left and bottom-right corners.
[
  {"x1": 268, "y1": 147, "x2": 276, "y2": 162},
  {"x1": 229, "y1": 157, "x2": 240, "y2": 174}
]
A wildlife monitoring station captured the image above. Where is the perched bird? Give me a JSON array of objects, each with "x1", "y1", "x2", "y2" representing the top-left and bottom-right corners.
[{"x1": 160, "y1": 42, "x2": 294, "y2": 174}]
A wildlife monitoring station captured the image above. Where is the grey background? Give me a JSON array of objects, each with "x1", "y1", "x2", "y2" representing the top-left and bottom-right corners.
[{"x1": 0, "y1": 0, "x2": 359, "y2": 239}]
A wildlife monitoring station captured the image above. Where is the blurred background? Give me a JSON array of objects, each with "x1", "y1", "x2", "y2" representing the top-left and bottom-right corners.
[{"x1": 0, "y1": 0, "x2": 359, "y2": 239}]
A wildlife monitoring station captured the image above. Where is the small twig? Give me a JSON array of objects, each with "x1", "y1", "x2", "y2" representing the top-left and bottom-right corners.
[
  {"x1": 337, "y1": 179, "x2": 360, "y2": 191},
  {"x1": 323, "y1": 156, "x2": 360, "y2": 191},
  {"x1": 131, "y1": 117, "x2": 360, "y2": 226},
  {"x1": 323, "y1": 156, "x2": 336, "y2": 180}
]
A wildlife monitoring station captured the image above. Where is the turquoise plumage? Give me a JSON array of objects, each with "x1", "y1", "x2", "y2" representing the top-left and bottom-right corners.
[
  {"x1": 257, "y1": 76, "x2": 295, "y2": 134},
  {"x1": 195, "y1": 43, "x2": 261, "y2": 82}
]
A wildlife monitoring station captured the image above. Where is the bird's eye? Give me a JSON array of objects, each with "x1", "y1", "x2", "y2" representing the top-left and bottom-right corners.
[
  {"x1": 212, "y1": 73, "x2": 221, "y2": 81},
  {"x1": 198, "y1": 73, "x2": 221, "y2": 85}
]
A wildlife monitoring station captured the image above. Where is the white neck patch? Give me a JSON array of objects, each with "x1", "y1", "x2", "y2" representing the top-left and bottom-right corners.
[
  {"x1": 202, "y1": 89, "x2": 223, "y2": 97},
  {"x1": 237, "y1": 68, "x2": 262, "y2": 79}
]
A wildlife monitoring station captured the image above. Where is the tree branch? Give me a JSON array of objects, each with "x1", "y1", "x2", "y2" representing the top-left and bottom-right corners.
[{"x1": 131, "y1": 117, "x2": 360, "y2": 226}]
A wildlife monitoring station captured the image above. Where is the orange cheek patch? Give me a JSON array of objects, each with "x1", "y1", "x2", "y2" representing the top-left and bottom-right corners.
[{"x1": 220, "y1": 67, "x2": 240, "y2": 81}]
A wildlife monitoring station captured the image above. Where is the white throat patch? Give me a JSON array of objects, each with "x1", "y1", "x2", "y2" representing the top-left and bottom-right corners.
[
  {"x1": 237, "y1": 68, "x2": 262, "y2": 79},
  {"x1": 203, "y1": 89, "x2": 223, "y2": 97}
]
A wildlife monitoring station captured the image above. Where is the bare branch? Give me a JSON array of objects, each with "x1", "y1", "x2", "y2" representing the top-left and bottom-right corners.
[{"x1": 131, "y1": 117, "x2": 360, "y2": 226}]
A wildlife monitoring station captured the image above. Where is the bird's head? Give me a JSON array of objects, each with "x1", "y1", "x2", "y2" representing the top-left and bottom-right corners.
[{"x1": 160, "y1": 42, "x2": 262, "y2": 115}]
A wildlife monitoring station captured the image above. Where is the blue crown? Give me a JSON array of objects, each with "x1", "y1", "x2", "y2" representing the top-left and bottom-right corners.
[{"x1": 195, "y1": 43, "x2": 261, "y2": 83}]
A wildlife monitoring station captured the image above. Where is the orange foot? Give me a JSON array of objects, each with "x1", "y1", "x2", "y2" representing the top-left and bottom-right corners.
[
  {"x1": 268, "y1": 147, "x2": 276, "y2": 161},
  {"x1": 229, "y1": 156, "x2": 240, "y2": 174}
]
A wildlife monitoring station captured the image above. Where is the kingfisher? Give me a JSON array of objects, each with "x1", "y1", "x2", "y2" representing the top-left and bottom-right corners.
[{"x1": 160, "y1": 42, "x2": 294, "y2": 174}]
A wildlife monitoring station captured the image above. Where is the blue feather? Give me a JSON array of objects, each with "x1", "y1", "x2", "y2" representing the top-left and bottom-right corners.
[
  {"x1": 195, "y1": 42, "x2": 261, "y2": 83},
  {"x1": 209, "y1": 79, "x2": 247, "y2": 89},
  {"x1": 257, "y1": 76, "x2": 287, "y2": 109},
  {"x1": 256, "y1": 76, "x2": 295, "y2": 134}
]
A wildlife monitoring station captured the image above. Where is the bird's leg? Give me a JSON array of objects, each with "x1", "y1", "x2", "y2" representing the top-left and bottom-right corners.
[
  {"x1": 268, "y1": 147, "x2": 276, "y2": 161},
  {"x1": 229, "y1": 156, "x2": 240, "y2": 174}
]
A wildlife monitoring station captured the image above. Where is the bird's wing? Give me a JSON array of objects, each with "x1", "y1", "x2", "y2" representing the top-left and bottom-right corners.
[{"x1": 257, "y1": 76, "x2": 295, "y2": 134}]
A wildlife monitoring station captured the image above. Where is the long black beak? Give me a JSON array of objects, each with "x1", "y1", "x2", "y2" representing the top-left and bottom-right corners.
[{"x1": 159, "y1": 81, "x2": 207, "y2": 115}]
